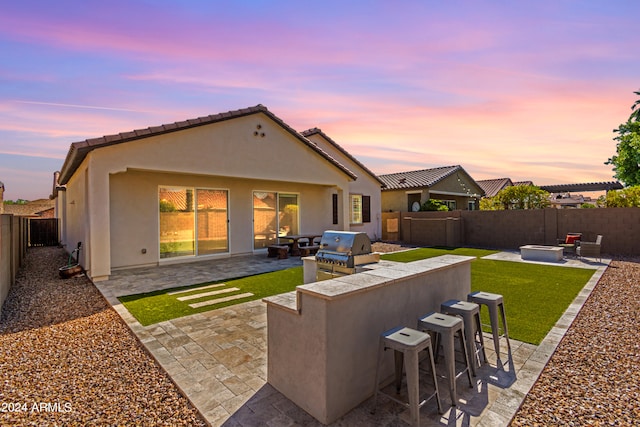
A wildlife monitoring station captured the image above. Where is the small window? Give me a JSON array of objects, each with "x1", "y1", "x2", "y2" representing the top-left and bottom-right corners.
[
  {"x1": 332, "y1": 194, "x2": 338, "y2": 224},
  {"x1": 443, "y1": 200, "x2": 456, "y2": 210},
  {"x1": 350, "y1": 194, "x2": 363, "y2": 224},
  {"x1": 350, "y1": 194, "x2": 371, "y2": 224}
]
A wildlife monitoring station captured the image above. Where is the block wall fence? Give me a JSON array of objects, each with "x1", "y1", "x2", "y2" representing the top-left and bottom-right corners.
[
  {"x1": 0, "y1": 215, "x2": 28, "y2": 315},
  {"x1": 382, "y1": 208, "x2": 640, "y2": 255}
]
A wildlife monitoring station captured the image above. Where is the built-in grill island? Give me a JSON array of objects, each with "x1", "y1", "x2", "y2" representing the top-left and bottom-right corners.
[{"x1": 314, "y1": 230, "x2": 380, "y2": 281}]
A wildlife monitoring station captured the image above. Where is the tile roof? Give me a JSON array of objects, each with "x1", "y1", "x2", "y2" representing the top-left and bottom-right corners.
[
  {"x1": 3, "y1": 199, "x2": 55, "y2": 217},
  {"x1": 378, "y1": 165, "x2": 463, "y2": 190},
  {"x1": 476, "y1": 178, "x2": 514, "y2": 197},
  {"x1": 300, "y1": 128, "x2": 386, "y2": 187},
  {"x1": 57, "y1": 105, "x2": 357, "y2": 185}
]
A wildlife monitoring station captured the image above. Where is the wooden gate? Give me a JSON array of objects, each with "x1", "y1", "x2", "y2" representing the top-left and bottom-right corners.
[{"x1": 29, "y1": 218, "x2": 59, "y2": 246}]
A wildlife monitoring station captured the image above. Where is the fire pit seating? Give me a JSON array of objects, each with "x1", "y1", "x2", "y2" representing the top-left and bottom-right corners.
[
  {"x1": 267, "y1": 245, "x2": 289, "y2": 259},
  {"x1": 556, "y1": 233, "x2": 582, "y2": 257}
]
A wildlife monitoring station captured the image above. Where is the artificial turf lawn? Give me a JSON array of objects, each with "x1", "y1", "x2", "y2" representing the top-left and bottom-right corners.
[
  {"x1": 119, "y1": 266, "x2": 302, "y2": 326},
  {"x1": 120, "y1": 247, "x2": 596, "y2": 344},
  {"x1": 381, "y1": 248, "x2": 596, "y2": 345}
]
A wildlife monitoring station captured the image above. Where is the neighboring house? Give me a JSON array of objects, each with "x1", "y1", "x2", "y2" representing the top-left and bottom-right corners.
[
  {"x1": 548, "y1": 193, "x2": 592, "y2": 209},
  {"x1": 54, "y1": 105, "x2": 383, "y2": 281},
  {"x1": 3, "y1": 198, "x2": 55, "y2": 218},
  {"x1": 301, "y1": 128, "x2": 386, "y2": 239},
  {"x1": 476, "y1": 178, "x2": 514, "y2": 198},
  {"x1": 378, "y1": 165, "x2": 484, "y2": 212},
  {"x1": 476, "y1": 178, "x2": 536, "y2": 199}
]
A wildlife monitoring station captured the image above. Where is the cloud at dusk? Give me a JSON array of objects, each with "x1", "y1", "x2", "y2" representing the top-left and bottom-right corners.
[{"x1": 0, "y1": 0, "x2": 638, "y2": 200}]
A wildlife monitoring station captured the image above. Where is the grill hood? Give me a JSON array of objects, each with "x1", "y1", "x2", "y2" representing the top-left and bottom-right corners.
[{"x1": 317, "y1": 231, "x2": 371, "y2": 255}]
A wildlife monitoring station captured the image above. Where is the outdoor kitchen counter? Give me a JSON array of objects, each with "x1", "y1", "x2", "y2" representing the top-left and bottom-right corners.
[{"x1": 264, "y1": 254, "x2": 475, "y2": 425}]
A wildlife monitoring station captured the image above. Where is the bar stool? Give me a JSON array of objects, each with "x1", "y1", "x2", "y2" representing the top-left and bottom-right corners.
[
  {"x1": 418, "y1": 313, "x2": 473, "y2": 406},
  {"x1": 467, "y1": 291, "x2": 511, "y2": 363},
  {"x1": 440, "y1": 299, "x2": 486, "y2": 376},
  {"x1": 372, "y1": 326, "x2": 443, "y2": 426}
]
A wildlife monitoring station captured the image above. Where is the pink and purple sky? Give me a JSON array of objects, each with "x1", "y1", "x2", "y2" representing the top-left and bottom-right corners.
[{"x1": 1, "y1": 1, "x2": 638, "y2": 201}]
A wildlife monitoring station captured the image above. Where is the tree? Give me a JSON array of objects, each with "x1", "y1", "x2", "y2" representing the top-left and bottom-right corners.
[
  {"x1": 604, "y1": 185, "x2": 640, "y2": 207},
  {"x1": 605, "y1": 89, "x2": 640, "y2": 186},
  {"x1": 480, "y1": 185, "x2": 550, "y2": 210},
  {"x1": 420, "y1": 199, "x2": 449, "y2": 211},
  {"x1": 631, "y1": 89, "x2": 640, "y2": 122}
]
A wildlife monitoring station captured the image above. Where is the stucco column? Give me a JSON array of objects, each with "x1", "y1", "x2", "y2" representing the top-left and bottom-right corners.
[
  {"x1": 86, "y1": 158, "x2": 111, "y2": 281},
  {"x1": 341, "y1": 187, "x2": 350, "y2": 231}
]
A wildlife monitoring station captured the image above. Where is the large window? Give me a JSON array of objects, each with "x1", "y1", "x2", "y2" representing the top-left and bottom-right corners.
[
  {"x1": 159, "y1": 187, "x2": 228, "y2": 259},
  {"x1": 253, "y1": 192, "x2": 299, "y2": 249}
]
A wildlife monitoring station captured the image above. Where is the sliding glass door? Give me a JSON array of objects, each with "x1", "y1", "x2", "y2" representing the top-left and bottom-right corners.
[
  {"x1": 253, "y1": 192, "x2": 299, "y2": 249},
  {"x1": 159, "y1": 187, "x2": 228, "y2": 259},
  {"x1": 196, "y1": 189, "x2": 229, "y2": 255}
]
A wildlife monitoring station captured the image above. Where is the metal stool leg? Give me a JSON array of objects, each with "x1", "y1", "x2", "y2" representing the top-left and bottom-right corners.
[
  {"x1": 499, "y1": 303, "x2": 511, "y2": 353},
  {"x1": 474, "y1": 310, "x2": 487, "y2": 364},
  {"x1": 488, "y1": 304, "x2": 502, "y2": 358}
]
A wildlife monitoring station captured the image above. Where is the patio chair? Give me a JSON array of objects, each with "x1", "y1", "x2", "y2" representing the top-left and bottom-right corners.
[
  {"x1": 556, "y1": 233, "x2": 582, "y2": 257},
  {"x1": 576, "y1": 235, "x2": 603, "y2": 262}
]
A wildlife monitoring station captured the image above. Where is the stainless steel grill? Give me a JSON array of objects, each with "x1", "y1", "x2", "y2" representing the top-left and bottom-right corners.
[{"x1": 315, "y1": 230, "x2": 379, "y2": 281}]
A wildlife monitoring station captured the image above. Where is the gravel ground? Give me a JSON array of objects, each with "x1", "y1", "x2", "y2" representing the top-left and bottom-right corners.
[
  {"x1": 511, "y1": 257, "x2": 640, "y2": 426},
  {"x1": 0, "y1": 247, "x2": 207, "y2": 426}
]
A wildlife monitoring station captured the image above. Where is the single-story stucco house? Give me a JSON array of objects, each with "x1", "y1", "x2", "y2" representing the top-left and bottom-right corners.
[
  {"x1": 378, "y1": 165, "x2": 484, "y2": 212},
  {"x1": 53, "y1": 105, "x2": 383, "y2": 281}
]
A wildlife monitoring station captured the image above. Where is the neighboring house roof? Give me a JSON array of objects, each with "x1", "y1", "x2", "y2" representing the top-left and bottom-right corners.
[
  {"x1": 476, "y1": 178, "x2": 514, "y2": 197},
  {"x1": 300, "y1": 128, "x2": 386, "y2": 188},
  {"x1": 549, "y1": 193, "x2": 592, "y2": 208},
  {"x1": 513, "y1": 180, "x2": 534, "y2": 186},
  {"x1": 57, "y1": 105, "x2": 357, "y2": 186},
  {"x1": 378, "y1": 165, "x2": 468, "y2": 191},
  {"x1": 539, "y1": 181, "x2": 623, "y2": 193},
  {"x1": 3, "y1": 199, "x2": 55, "y2": 217}
]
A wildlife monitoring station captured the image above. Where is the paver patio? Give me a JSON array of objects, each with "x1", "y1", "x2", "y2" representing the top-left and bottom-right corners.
[{"x1": 94, "y1": 251, "x2": 608, "y2": 426}]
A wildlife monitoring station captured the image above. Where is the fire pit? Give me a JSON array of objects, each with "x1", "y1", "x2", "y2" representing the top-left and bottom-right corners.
[
  {"x1": 315, "y1": 231, "x2": 380, "y2": 281},
  {"x1": 520, "y1": 244, "x2": 564, "y2": 262}
]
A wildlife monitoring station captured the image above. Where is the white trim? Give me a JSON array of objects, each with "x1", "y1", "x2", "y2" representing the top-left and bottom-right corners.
[{"x1": 429, "y1": 190, "x2": 481, "y2": 197}]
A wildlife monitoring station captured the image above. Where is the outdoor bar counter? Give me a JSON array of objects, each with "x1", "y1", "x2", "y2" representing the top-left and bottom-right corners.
[{"x1": 263, "y1": 255, "x2": 475, "y2": 424}]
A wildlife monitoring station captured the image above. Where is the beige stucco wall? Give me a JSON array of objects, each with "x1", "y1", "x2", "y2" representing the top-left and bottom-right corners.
[
  {"x1": 61, "y1": 112, "x2": 355, "y2": 279},
  {"x1": 381, "y1": 189, "x2": 426, "y2": 212},
  {"x1": 305, "y1": 134, "x2": 383, "y2": 239},
  {"x1": 109, "y1": 170, "x2": 337, "y2": 269},
  {"x1": 62, "y1": 162, "x2": 90, "y2": 271}
]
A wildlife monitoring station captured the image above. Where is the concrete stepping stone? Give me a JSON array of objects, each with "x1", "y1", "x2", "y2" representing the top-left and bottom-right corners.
[
  {"x1": 168, "y1": 283, "x2": 226, "y2": 295},
  {"x1": 188, "y1": 292, "x2": 254, "y2": 309},
  {"x1": 177, "y1": 287, "x2": 240, "y2": 301}
]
